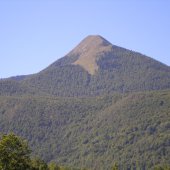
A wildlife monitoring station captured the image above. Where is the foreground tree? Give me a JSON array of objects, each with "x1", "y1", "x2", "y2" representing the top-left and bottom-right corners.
[
  {"x1": 112, "y1": 163, "x2": 118, "y2": 170},
  {"x1": 31, "y1": 158, "x2": 48, "y2": 170},
  {"x1": 0, "y1": 133, "x2": 31, "y2": 170},
  {"x1": 48, "y1": 162, "x2": 60, "y2": 170},
  {"x1": 154, "y1": 165, "x2": 170, "y2": 170}
]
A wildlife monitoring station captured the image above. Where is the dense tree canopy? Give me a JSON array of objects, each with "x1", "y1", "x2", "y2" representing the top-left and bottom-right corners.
[
  {"x1": 0, "y1": 90, "x2": 170, "y2": 169},
  {"x1": 0, "y1": 133, "x2": 169, "y2": 170},
  {"x1": 0, "y1": 133, "x2": 31, "y2": 170}
]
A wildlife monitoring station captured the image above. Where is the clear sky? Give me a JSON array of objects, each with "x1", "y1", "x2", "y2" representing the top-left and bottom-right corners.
[{"x1": 0, "y1": 0, "x2": 170, "y2": 78}]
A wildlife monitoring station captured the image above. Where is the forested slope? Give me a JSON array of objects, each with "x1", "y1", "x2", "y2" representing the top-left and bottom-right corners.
[{"x1": 0, "y1": 90, "x2": 169, "y2": 169}]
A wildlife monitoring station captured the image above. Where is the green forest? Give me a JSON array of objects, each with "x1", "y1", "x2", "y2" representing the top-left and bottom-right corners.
[
  {"x1": 0, "y1": 90, "x2": 170, "y2": 169},
  {"x1": 0, "y1": 133, "x2": 169, "y2": 170}
]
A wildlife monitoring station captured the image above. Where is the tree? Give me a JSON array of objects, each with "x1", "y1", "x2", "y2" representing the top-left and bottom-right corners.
[
  {"x1": 0, "y1": 133, "x2": 31, "y2": 170},
  {"x1": 112, "y1": 163, "x2": 118, "y2": 170},
  {"x1": 154, "y1": 165, "x2": 170, "y2": 170},
  {"x1": 30, "y1": 158, "x2": 48, "y2": 170},
  {"x1": 48, "y1": 162, "x2": 60, "y2": 170}
]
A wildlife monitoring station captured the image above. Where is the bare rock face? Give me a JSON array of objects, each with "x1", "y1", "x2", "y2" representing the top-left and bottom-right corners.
[{"x1": 70, "y1": 35, "x2": 113, "y2": 74}]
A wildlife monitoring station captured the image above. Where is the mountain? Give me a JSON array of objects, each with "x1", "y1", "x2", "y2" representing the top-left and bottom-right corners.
[
  {"x1": 0, "y1": 35, "x2": 170, "y2": 169},
  {"x1": 1, "y1": 35, "x2": 170, "y2": 96}
]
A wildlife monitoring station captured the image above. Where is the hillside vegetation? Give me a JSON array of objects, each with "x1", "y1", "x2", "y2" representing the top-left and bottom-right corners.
[{"x1": 0, "y1": 90, "x2": 169, "y2": 169}]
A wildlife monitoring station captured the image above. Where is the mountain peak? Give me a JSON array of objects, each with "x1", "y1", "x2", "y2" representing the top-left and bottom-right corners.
[
  {"x1": 70, "y1": 35, "x2": 113, "y2": 75},
  {"x1": 77, "y1": 35, "x2": 111, "y2": 47}
]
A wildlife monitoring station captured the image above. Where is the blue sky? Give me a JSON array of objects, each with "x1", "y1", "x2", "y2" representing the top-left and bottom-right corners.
[{"x1": 0, "y1": 0, "x2": 170, "y2": 78}]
